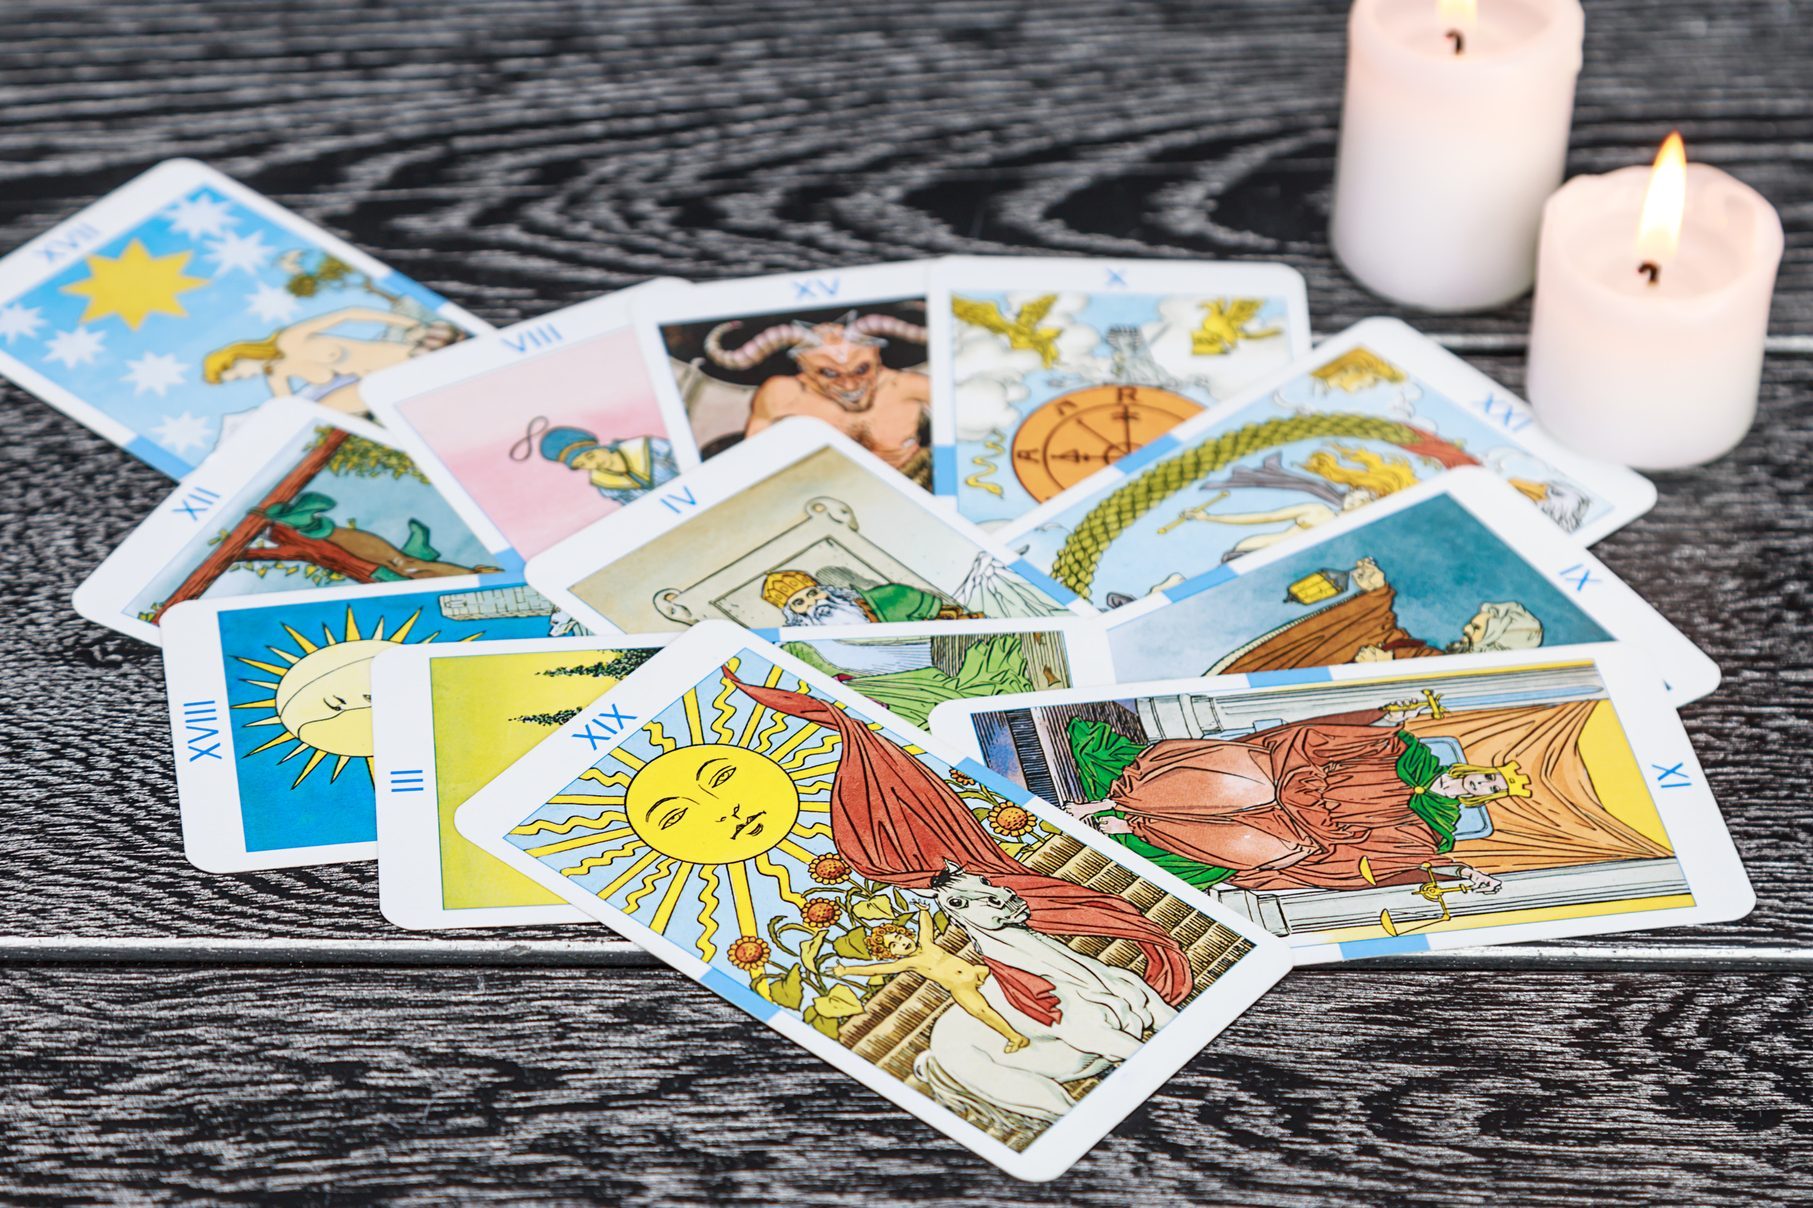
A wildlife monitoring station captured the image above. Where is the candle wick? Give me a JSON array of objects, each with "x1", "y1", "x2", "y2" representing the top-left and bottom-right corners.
[
  {"x1": 1445, "y1": 29, "x2": 1465, "y2": 54},
  {"x1": 1638, "y1": 261, "x2": 1662, "y2": 286}
]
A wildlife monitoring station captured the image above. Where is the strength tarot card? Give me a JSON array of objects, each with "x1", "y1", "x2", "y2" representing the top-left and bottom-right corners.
[
  {"x1": 0, "y1": 159, "x2": 489, "y2": 477},
  {"x1": 524, "y1": 418, "x2": 1097, "y2": 635},
  {"x1": 455, "y1": 622, "x2": 1290, "y2": 1179},
  {"x1": 930, "y1": 646, "x2": 1753, "y2": 964},
  {"x1": 164, "y1": 574, "x2": 588, "y2": 872},
  {"x1": 364, "y1": 278, "x2": 694, "y2": 560},
  {"x1": 373, "y1": 618, "x2": 1113, "y2": 929},
  {"x1": 75, "y1": 402, "x2": 512, "y2": 646},
  {"x1": 996, "y1": 318, "x2": 1656, "y2": 610},
  {"x1": 1101, "y1": 470, "x2": 1720, "y2": 705},
  {"x1": 927, "y1": 256, "x2": 1309, "y2": 527}
]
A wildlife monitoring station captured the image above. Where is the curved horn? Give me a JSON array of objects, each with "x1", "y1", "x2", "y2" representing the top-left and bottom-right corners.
[
  {"x1": 849, "y1": 314, "x2": 928, "y2": 345},
  {"x1": 702, "y1": 320, "x2": 814, "y2": 369}
]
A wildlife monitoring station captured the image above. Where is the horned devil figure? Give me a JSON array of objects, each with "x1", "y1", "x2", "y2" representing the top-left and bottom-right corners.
[
  {"x1": 910, "y1": 862, "x2": 1179, "y2": 1131},
  {"x1": 703, "y1": 310, "x2": 932, "y2": 482}
]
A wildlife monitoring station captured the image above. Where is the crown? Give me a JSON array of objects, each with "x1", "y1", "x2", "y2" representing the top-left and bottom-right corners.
[{"x1": 761, "y1": 569, "x2": 818, "y2": 611}]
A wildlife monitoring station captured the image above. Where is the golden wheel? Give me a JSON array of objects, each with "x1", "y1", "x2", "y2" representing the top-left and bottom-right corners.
[{"x1": 1009, "y1": 384, "x2": 1202, "y2": 503}]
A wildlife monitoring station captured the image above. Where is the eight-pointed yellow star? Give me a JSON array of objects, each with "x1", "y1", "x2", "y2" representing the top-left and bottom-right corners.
[{"x1": 61, "y1": 239, "x2": 208, "y2": 330}]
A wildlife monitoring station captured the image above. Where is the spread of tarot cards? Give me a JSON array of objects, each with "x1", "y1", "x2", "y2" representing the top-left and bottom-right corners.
[{"x1": 2, "y1": 157, "x2": 1756, "y2": 1180}]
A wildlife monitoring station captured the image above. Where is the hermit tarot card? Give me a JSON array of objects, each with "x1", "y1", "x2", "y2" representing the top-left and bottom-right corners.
[
  {"x1": 1102, "y1": 469, "x2": 1719, "y2": 705},
  {"x1": 996, "y1": 318, "x2": 1657, "y2": 611},
  {"x1": 927, "y1": 256, "x2": 1308, "y2": 527},
  {"x1": 75, "y1": 402, "x2": 513, "y2": 646},
  {"x1": 373, "y1": 618, "x2": 1113, "y2": 929},
  {"x1": 930, "y1": 645, "x2": 1752, "y2": 965},
  {"x1": 363, "y1": 278, "x2": 694, "y2": 560},
  {"x1": 524, "y1": 418, "x2": 1097, "y2": 636},
  {"x1": 0, "y1": 159, "x2": 489, "y2": 477},
  {"x1": 631, "y1": 260, "x2": 935, "y2": 487},
  {"x1": 455, "y1": 621, "x2": 1290, "y2": 1179},
  {"x1": 164, "y1": 573, "x2": 589, "y2": 872}
]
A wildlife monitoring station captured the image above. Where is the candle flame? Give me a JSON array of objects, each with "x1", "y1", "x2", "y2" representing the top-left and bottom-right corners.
[
  {"x1": 1438, "y1": 0, "x2": 1478, "y2": 28},
  {"x1": 1636, "y1": 131, "x2": 1688, "y2": 266}
]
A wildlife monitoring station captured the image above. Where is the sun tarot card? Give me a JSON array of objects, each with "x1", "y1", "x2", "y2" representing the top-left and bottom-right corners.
[
  {"x1": 1101, "y1": 469, "x2": 1720, "y2": 705},
  {"x1": 363, "y1": 278, "x2": 695, "y2": 560},
  {"x1": 632, "y1": 260, "x2": 935, "y2": 487},
  {"x1": 929, "y1": 646, "x2": 1753, "y2": 965},
  {"x1": 927, "y1": 256, "x2": 1308, "y2": 527},
  {"x1": 164, "y1": 574, "x2": 589, "y2": 872},
  {"x1": 995, "y1": 318, "x2": 1656, "y2": 610},
  {"x1": 0, "y1": 159, "x2": 489, "y2": 477},
  {"x1": 373, "y1": 618, "x2": 1113, "y2": 929},
  {"x1": 455, "y1": 622, "x2": 1289, "y2": 1179},
  {"x1": 525, "y1": 418, "x2": 1096, "y2": 636},
  {"x1": 75, "y1": 402, "x2": 513, "y2": 646}
]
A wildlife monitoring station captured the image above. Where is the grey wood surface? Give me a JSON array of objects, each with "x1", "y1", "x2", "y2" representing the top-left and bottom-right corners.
[{"x1": 0, "y1": 0, "x2": 1809, "y2": 1200}]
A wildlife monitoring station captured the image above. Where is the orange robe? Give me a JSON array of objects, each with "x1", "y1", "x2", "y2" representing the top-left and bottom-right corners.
[
  {"x1": 1106, "y1": 712, "x2": 1446, "y2": 890},
  {"x1": 1215, "y1": 587, "x2": 1441, "y2": 675}
]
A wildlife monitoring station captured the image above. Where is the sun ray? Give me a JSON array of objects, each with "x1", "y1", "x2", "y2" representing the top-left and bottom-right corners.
[
  {"x1": 778, "y1": 837, "x2": 823, "y2": 865},
  {"x1": 767, "y1": 721, "x2": 821, "y2": 767},
  {"x1": 596, "y1": 848, "x2": 663, "y2": 901},
  {"x1": 788, "y1": 760, "x2": 841, "y2": 783},
  {"x1": 622, "y1": 855, "x2": 676, "y2": 915},
  {"x1": 726, "y1": 860, "x2": 760, "y2": 939},
  {"x1": 280, "y1": 624, "x2": 318, "y2": 654},
  {"x1": 389, "y1": 610, "x2": 422, "y2": 643},
  {"x1": 513, "y1": 808, "x2": 626, "y2": 834},
  {"x1": 753, "y1": 851, "x2": 805, "y2": 907},
  {"x1": 236, "y1": 681, "x2": 281, "y2": 693},
  {"x1": 329, "y1": 754, "x2": 351, "y2": 782},
  {"x1": 233, "y1": 698, "x2": 278, "y2": 710},
  {"x1": 243, "y1": 716, "x2": 286, "y2": 729},
  {"x1": 754, "y1": 705, "x2": 789, "y2": 757},
  {"x1": 734, "y1": 663, "x2": 786, "y2": 751},
  {"x1": 682, "y1": 686, "x2": 704, "y2": 746},
  {"x1": 797, "y1": 802, "x2": 831, "y2": 815},
  {"x1": 791, "y1": 821, "x2": 834, "y2": 841},
  {"x1": 694, "y1": 865, "x2": 723, "y2": 962},
  {"x1": 708, "y1": 672, "x2": 739, "y2": 744},
  {"x1": 247, "y1": 732, "x2": 298, "y2": 756},
  {"x1": 577, "y1": 768, "x2": 633, "y2": 789},
  {"x1": 558, "y1": 834, "x2": 645, "y2": 877},
  {"x1": 235, "y1": 658, "x2": 289, "y2": 677},
  {"x1": 457, "y1": 633, "x2": 484, "y2": 643},
  {"x1": 643, "y1": 720, "x2": 677, "y2": 754},
  {"x1": 525, "y1": 827, "x2": 637, "y2": 858},
  {"x1": 370, "y1": 617, "x2": 387, "y2": 641},
  {"x1": 291, "y1": 747, "x2": 329, "y2": 789},
  {"x1": 342, "y1": 608, "x2": 361, "y2": 643},
  {"x1": 779, "y1": 728, "x2": 839, "y2": 771},
  {"x1": 610, "y1": 746, "x2": 646, "y2": 772},
  {"x1": 545, "y1": 794, "x2": 625, "y2": 809},
  {"x1": 652, "y1": 863, "x2": 695, "y2": 933},
  {"x1": 362, "y1": 758, "x2": 375, "y2": 784},
  {"x1": 266, "y1": 646, "x2": 301, "y2": 665}
]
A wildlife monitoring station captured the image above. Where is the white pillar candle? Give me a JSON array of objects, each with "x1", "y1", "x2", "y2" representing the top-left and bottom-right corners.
[
  {"x1": 1331, "y1": 0, "x2": 1585, "y2": 311},
  {"x1": 1527, "y1": 134, "x2": 1783, "y2": 470}
]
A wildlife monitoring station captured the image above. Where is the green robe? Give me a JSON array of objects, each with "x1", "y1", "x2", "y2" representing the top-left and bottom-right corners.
[
  {"x1": 858, "y1": 583, "x2": 948, "y2": 623},
  {"x1": 782, "y1": 634, "x2": 1034, "y2": 729}
]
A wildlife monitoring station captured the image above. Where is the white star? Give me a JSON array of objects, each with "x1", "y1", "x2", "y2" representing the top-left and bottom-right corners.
[
  {"x1": 122, "y1": 351, "x2": 187, "y2": 397},
  {"x1": 43, "y1": 326, "x2": 106, "y2": 368},
  {"x1": 204, "y1": 229, "x2": 273, "y2": 275},
  {"x1": 150, "y1": 410, "x2": 213, "y2": 455},
  {"x1": 0, "y1": 303, "x2": 45, "y2": 345},
  {"x1": 165, "y1": 192, "x2": 238, "y2": 240},
  {"x1": 246, "y1": 281, "x2": 301, "y2": 325}
]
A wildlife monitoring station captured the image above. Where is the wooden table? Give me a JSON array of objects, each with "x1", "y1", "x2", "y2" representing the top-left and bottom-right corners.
[{"x1": 2, "y1": 1, "x2": 1808, "y2": 1200}]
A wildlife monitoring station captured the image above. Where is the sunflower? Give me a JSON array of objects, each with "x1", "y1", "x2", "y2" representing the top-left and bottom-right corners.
[
  {"x1": 799, "y1": 898, "x2": 841, "y2": 930},
  {"x1": 807, "y1": 851, "x2": 851, "y2": 884},
  {"x1": 986, "y1": 801, "x2": 1037, "y2": 838},
  {"x1": 726, "y1": 936, "x2": 771, "y2": 971}
]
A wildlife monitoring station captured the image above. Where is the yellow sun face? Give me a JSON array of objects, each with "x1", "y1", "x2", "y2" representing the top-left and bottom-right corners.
[
  {"x1": 625, "y1": 743, "x2": 801, "y2": 865},
  {"x1": 236, "y1": 606, "x2": 463, "y2": 787}
]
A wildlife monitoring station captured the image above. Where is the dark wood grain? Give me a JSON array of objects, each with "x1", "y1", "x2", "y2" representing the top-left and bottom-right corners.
[
  {"x1": 0, "y1": 0, "x2": 1810, "y2": 1198},
  {"x1": 2, "y1": 964, "x2": 1810, "y2": 1204}
]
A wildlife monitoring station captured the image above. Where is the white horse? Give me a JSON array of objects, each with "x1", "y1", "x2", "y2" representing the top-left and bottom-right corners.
[{"x1": 911, "y1": 864, "x2": 1178, "y2": 1131}]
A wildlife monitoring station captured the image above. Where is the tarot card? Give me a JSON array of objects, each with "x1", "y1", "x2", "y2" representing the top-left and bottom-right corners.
[
  {"x1": 632, "y1": 260, "x2": 934, "y2": 487},
  {"x1": 164, "y1": 574, "x2": 588, "y2": 873},
  {"x1": 454, "y1": 621, "x2": 1289, "y2": 1179},
  {"x1": 74, "y1": 402, "x2": 513, "y2": 647},
  {"x1": 929, "y1": 645, "x2": 1753, "y2": 965},
  {"x1": 525, "y1": 418, "x2": 1097, "y2": 636},
  {"x1": 363, "y1": 278, "x2": 695, "y2": 559},
  {"x1": 1102, "y1": 469, "x2": 1720, "y2": 705},
  {"x1": 373, "y1": 618, "x2": 1113, "y2": 929},
  {"x1": 927, "y1": 256, "x2": 1309, "y2": 527},
  {"x1": 997, "y1": 318, "x2": 1656, "y2": 610},
  {"x1": 0, "y1": 159, "x2": 489, "y2": 477}
]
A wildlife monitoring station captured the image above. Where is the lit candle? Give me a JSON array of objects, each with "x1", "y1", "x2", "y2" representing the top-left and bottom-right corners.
[
  {"x1": 1331, "y1": 0, "x2": 1585, "y2": 311},
  {"x1": 1527, "y1": 133, "x2": 1784, "y2": 469}
]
